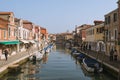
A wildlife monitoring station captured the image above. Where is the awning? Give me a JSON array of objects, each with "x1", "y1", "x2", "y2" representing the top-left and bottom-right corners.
[
  {"x1": 20, "y1": 40, "x2": 29, "y2": 43},
  {"x1": 0, "y1": 40, "x2": 20, "y2": 45},
  {"x1": 29, "y1": 40, "x2": 35, "y2": 43}
]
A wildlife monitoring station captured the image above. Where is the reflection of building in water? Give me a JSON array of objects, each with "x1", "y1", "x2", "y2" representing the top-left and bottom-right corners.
[
  {"x1": 65, "y1": 48, "x2": 70, "y2": 53},
  {"x1": 19, "y1": 62, "x2": 41, "y2": 80},
  {"x1": 29, "y1": 65, "x2": 36, "y2": 74},
  {"x1": 42, "y1": 54, "x2": 48, "y2": 64},
  {"x1": 53, "y1": 45, "x2": 56, "y2": 51}
]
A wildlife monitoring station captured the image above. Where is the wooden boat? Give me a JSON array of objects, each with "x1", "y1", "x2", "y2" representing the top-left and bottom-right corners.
[
  {"x1": 82, "y1": 58, "x2": 103, "y2": 73},
  {"x1": 8, "y1": 64, "x2": 21, "y2": 73}
]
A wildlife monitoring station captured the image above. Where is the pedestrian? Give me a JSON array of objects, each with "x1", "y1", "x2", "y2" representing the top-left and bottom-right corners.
[
  {"x1": 4, "y1": 49, "x2": 8, "y2": 61},
  {"x1": 89, "y1": 45, "x2": 91, "y2": 50},
  {"x1": 109, "y1": 49, "x2": 114, "y2": 61},
  {"x1": 114, "y1": 49, "x2": 118, "y2": 61}
]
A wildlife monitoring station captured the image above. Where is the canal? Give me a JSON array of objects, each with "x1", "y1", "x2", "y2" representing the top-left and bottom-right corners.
[{"x1": 1, "y1": 45, "x2": 117, "y2": 80}]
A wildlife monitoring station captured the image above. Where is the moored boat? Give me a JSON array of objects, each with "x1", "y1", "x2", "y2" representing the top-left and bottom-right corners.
[
  {"x1": 76, "y1": 53, "x2": 86, "y2": 62},
  {"x1": 29, "y1": 50, "x2": 44, "y2": 61},
  {"x1": 82, "y1": 57, "x2": 103, "y2": 73}
]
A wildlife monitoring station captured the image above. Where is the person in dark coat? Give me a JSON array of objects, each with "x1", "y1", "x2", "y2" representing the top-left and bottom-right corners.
[
  {"x1": 114, "y1": 49, "x2": 118, "y2": 61},
  {"x1": 4, "y1": 49, "x2": 8, "y2": 61},
  {"x1": 110, "y1": 49, "x2": 114, "y2": 61}
]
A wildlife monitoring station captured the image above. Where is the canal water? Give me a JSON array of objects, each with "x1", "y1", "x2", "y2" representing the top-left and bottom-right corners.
[{"x1": 1, "y1": 45, "x2": 117, "y2": 80}]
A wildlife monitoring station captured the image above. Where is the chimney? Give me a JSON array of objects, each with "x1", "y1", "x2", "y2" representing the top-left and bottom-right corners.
[{"x1": 94, "y1": 20, "x2": 104, "y2": 26}]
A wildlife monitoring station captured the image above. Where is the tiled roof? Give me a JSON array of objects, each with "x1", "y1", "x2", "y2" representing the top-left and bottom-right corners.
[
  {"x1": 0, "y1": 12, "x2": 13, "y2": 15},
  {"x1": 23, "y1": 20, "x2": 32, "y2": 24},
  {"x1": 14, "y1": 18, "x2": 20, "y2": 22},
  {"x1": 40, "y1": 27, "x2": 46, "y2": 30}
]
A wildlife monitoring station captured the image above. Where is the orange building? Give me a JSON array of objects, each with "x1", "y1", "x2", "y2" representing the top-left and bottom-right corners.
[
  {"x1": 0, "y1": 18, "x2": 8, "y2": 40},
  {"x1": 40, "y1": 27, "x2": 48, "y2": 40},
  {"x1": 0, "y1": 12, "x2": 20, "y2": 57}
]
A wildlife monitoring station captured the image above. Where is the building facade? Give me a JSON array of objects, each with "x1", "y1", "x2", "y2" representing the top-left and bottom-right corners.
[{"x1": 104, "y1": 9, "x2": 119, "y2": 55}]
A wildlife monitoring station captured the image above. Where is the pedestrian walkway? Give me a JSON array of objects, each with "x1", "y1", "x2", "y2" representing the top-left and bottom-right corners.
[{"x1": 0, "y1": 48, "x2": 38, "y2": 73}]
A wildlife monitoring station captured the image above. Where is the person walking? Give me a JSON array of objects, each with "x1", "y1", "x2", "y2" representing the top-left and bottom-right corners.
[
  {"x1": 4, "y1": 49, "x2": 8, "y2": 61},
  {"x1": 110, "y1": 49, "x2": 114, "y2": 61},
  {"x1": 114, "y1": 49, "x2": 118, "y2": 61}
]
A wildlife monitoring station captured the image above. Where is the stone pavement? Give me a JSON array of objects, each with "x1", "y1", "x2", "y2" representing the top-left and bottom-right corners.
[{"x1": 0, "y1": 48, "x2": 38, "y2": 73}]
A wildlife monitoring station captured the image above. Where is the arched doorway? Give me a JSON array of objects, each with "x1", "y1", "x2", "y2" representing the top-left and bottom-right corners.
[{"x1": 97, "y1": 41, "x2": 105, "y2": 52}]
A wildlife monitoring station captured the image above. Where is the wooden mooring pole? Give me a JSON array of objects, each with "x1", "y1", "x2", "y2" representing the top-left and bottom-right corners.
[{"x1": 118, "y1": 66, "x2": 120, "y2": 80}]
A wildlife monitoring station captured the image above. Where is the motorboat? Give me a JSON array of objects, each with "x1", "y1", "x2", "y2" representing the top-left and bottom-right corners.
[
  {"x1": 29, "y1": 50, "x2": 44, "y2": 61},
  {"x1": 82, "y1": 57, "x2": 103, "y2": 73},
  {"x1": 76, "y1": 53, "x2": 86, "y2": 62}
]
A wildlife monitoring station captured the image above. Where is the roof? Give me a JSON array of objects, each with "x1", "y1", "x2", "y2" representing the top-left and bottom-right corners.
[
  {"x1": 40, "y1": 27, "x2": 46, "y2": 30},
  {"x1": 0, "y1": 12, "x2": 13, "y2": 15},
  {"x1": 23, "y1": 20, "x2": 32, "y2": 24},
  {"x1": 104, "y1": 8, "x2": 118, "y2": 16},
  {"x1": 14, "y1": 18, "x2": 20, "y2": 22}
]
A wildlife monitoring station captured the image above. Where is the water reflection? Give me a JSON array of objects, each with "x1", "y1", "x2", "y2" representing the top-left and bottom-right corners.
[
  {"x1": 0, "y1": 45, "x2": 117, "y2": 80},
  {"x1": 42, "y1": 54, "x2": 49, "y2": 64}
]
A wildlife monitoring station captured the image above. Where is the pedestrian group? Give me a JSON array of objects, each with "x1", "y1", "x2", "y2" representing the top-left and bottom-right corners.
[{"x1": 110, "y1": 49, "x2": 118, "y2": 61}]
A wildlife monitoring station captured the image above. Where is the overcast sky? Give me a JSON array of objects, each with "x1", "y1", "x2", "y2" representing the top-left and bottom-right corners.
[{"x1": 0, "y1": 0, "x2": 118, "y2": 33}]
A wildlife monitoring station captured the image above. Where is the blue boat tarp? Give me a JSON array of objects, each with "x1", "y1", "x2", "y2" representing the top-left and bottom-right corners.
[
  {"x1": 77, "y1": 53, "x2": 86, "y2": 58},
  {"x1": 44, "y1": 44, "x2": 53, "y2": 52},
  {"x1": 84, "y1": 58, "x2": 99, "y2": 68}
]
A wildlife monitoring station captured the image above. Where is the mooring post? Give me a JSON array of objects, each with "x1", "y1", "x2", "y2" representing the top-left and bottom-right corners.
[{"x1": 118, "y1": 66, "x2": 120, "y2": 80}]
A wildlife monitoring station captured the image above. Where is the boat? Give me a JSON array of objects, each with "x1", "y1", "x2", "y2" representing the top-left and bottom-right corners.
[
  {"x1": 29, "y1": 50, "x2": 44, "y2": 61},
  {"x1": 70, "y1": 48, "x2": 77, "y2": 54},
  {"x1": 44, "y1": 43, "x2": 53, "y2": 53},
  {"x1": 8, "y1": 63, "x2": 21, "y2": 73},
  {"x1": 82, "y1": 57, "x2": 103, "y2": 73},
  {"x1": 72, "y1": 50, "x2": 80, "y2": 57},
  {"x1": 76, "y1": 53, "x2": 86, "y2": 62},
  {"x1": 35, "y1": 51, "x2": 44, "y2": 60},
  {"x1": 45, "y1": 48, "x2": 50, "y2": 53}
]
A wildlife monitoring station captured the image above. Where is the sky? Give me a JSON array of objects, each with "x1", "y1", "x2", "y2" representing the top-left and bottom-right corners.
[{"x1": 0, "y1": 0, "x2": 118, "y2": 34}]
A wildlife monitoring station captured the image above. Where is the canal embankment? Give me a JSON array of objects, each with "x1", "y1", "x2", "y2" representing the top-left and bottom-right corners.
[
  {"x1": 0, "y1": 43, "x2": 53, "y2": 77},
  {"x1": 0, "y1": 45, "x2": 118, "y2": 80},
  {"x1": 0, "y1": 48, "x2": 38, "y2": 77},
  {"x1": 75, "y1": 48, "x2": 120, "y2": 79}
]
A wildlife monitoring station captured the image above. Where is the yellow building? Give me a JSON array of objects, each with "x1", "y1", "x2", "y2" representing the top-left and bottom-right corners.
[
  {"x1": 94, "y1": 22, "x2": 105, "y2": 52},
  {"x1": 85, "y1": 26, "x2": 95, "y2": 50},
  {"x1": 85, "y1": 21, "x2": 105, "y2": 52}
]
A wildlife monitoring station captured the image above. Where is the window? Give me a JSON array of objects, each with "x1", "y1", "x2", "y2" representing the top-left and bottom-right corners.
[
  {"x1": 19, "y1": 30, "x2": 20, "y2": 38},
  {"x1": 8, "y1": 28, "x2": 10, "y2": 37},
  {"x1": 108, "y1": 16, "x2": 111, "y2": 24},
  {"x1": 4, "y1": 31, "x2": 6, "y2": 38},
  {"x1": 115, "y1": 30, "x2": 117, "y2": 39},
  {"x1": 113, "y1": 13, "x2": 117, "y2": 22},
  {"x1": 109, "y1": 31, "x2": 111, "y2": 40},
  {"x1": 14, "y1": 29, "x2": 16, "y2": 36},
  {"x1": 96, "y1": 28, "x2": 99, "y2": 33},
  {"x1": 105, "y1": 17, "x2": 108, "y2": 24}
]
